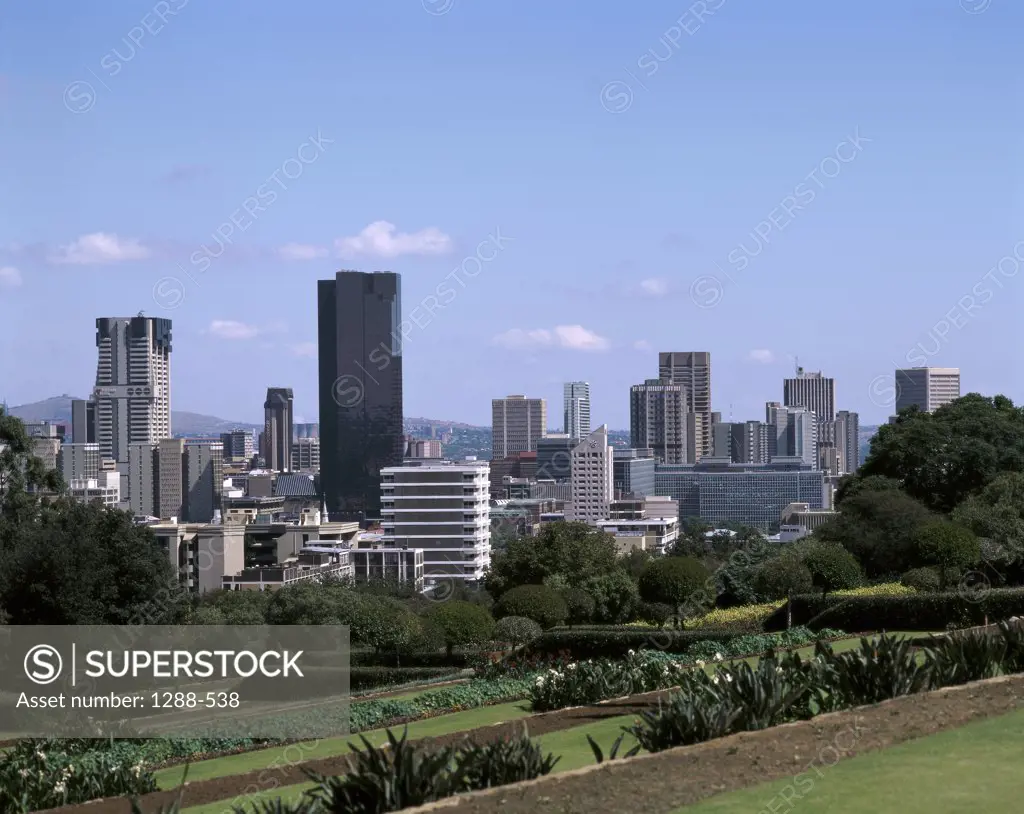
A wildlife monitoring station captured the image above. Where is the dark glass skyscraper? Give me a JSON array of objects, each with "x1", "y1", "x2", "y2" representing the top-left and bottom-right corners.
[{"x1": 318, "y1": 271, "x2": 403, "y2": 522}]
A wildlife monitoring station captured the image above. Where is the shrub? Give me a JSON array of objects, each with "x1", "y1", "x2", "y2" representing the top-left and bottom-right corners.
[
  {"x1": 814, "y1": 634, "x2": 931, "y2": 706},
  {"x1": 492, "y1": 616, "x2": 542, "y2": 648},
  {"x1": 456, "y1": 729, "x2": 560, "y2": 789},
  {"x1": 638, "y1": 557, "x2": 709, "y2": 623},
  {"x1": 350, "y1": 650, "x2": 474, "y2": 669},
  {"x1": 628, "y1": 689, "x2": 739, "y2": 753},
  {"x1": 685, "y1": 602, "x2": 782, "y2": 631},
  {"x1": 754, "y1": 557, "x2": 813, "y2": 629},
  {"x1": 350, "y1": 666, "x2": 458, "y2": 692},
  {"x1": 901, "y1": 568, "x2": 941, "y2": 593},
  {"x1": 561, "y1": 588, "x2": 596, "y2": 626},
  {"x1": 832, "y1": 582, "x2": 917, "y2": 598},
  {"x1": 425, "y1": 601, "x2": 495, "y2": 657},
  {"x1": 923, "y1": 628, "x2": 1006, "y2": 687},
  {"x1": 801, "y1": 544, "x2": 862, "y2": 597},
  {"x1": 637, "y1": 601, "x2": 675, "y2": 629},
  {"x1": 913, "y1": 521, "x2": 980, "y2": 589},
  {"x1": 523, "y1": 628, "x2": 748, "y2": 661},
  {"x1": 494, "y1": 585, "x2": 568, "y2": 629}
]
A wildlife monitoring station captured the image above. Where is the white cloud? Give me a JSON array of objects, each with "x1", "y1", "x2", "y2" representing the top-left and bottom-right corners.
[
  {"x1": 639, "y1": 278, "x2": 669, "y2": 296},
  {"x1": 290, "y1": 342, "x2": 317, "y2": 358},
  {"x1": 335, "y1": 221, "x2": 452, "y2": 258},
  {"x1": 207, "y1": 320, "x2": 260, "y2": 340},
  {"x1": 0, "y1": 266, "x2": 22, "y2": 287},
  {"x1": 278, "y1": 243, "x2": 329, "y2": 261},
  {"x1": 748, "y1": 349, "x2": 776, "y2": 364},
  {"x1": 492, "y1": 325, "x2": 609, "y2": 352},
  {"x1": 48, "y1": 232, "x2": 150, "y2": 265},
  {"x1": 633, "y1": 339, "x2": 653, "y2": 352}
]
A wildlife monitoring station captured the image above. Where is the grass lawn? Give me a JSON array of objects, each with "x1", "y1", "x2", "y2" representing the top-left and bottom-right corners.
[{"x1": 674, "y1": 706, "x2": 1024, "y2": 813}]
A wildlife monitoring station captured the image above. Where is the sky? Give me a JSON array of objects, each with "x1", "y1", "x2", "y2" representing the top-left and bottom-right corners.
[{"x1": 1, "y1": 0, "x2": 1021, "y2": 430}]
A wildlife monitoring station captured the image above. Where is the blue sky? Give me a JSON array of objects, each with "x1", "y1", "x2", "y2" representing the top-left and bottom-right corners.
[{"x1": 1, "y1": 0, "x2": 1020, "y2": 429}]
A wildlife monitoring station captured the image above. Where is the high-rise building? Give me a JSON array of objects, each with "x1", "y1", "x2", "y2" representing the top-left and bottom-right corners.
[
  {"x1": 405, "y1": 437, "x2": 443, "y2": 459},
  {"x1": 71, "y1": 399, "x2": 97, "y2": 444},
  {"x1": 263, "y1": 387, "x2": 294, "y2": 472},
  {"x1": 567, "y1": 425, "x2": 614, "y2": 524},
  {"x1": 712, "y1": 422, "x2": 746, "y2": 463},
  {"x1": 93, "y1": 316, "x2": 172, "y2": 465},
  {"x1": 835, "y1": 410, "x2": 860, "y2": 473},
  {"x1": 127, "y1": 442, "x2": 157, "y2": 518},
  {"x1": 491, "y1": 396, "x2": 546, "y2": 459},
  {"x1": 318, "y1": 271, "x2": 404, "y2": 522},
  {"x1": 774, "y1": 406, "x2": 818, "y2": 467},
  {"x1": 184, "y1": 440, "x2": 223, "y2": 523},
  {"x1": 157, "y1": 438, "x2": 185, "y2": 520},
  {"x1": 221, "y1": 429, "x2": 255, "y2": 461},
  {"x1": 613, "y1": 447, "x2": 656, "y2": 498},
  {"x1": 536, "y1": 434, "x2": 575, "y2": 482},
  {"x1": 658, "y1": 351, "x2": 712, "y2": 457},
  {"x1": 563, "y1": 381, "x2": 591, "y2": 441},
  {"x1": 58, "y1": 443, "x2": 100, "y2": 483},
  {"x1": 630, "y1": 379, "x2": 687, "y2": 464},
  {"x1": 294, "y1": 422, "x2": 320, "y2": 439},
  {"x1": 292, "y1": 437, "x2": 321, "y2": 471},
  {"x1": 783, "y1": 368, "x2": 836, "y2": 423},
  {"x1": 894, "y1": 367, "x2": 961, "y2": 414},
  {"x1": 380, "y1": 459, "x2": 490, "y2": 584}
]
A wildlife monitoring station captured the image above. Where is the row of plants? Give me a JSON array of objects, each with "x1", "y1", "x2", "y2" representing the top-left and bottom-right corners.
[
  {"x1": 622, "y1": 621, "x2": 1024, "y2": 754},
  {"x1": 528, "y1": 627, "x2": 844, "y2": 712}
]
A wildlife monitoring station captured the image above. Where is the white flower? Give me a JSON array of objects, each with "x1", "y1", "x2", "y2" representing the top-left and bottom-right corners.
[
  {"x1": 18, "y1": 769, "x2": 29, "y2": 778},
  {"x1": 695, "y1": 659, "x2": 706, "y2": 668},
  {"x1": 711, "y1": 675, "x2": 720, "y2": 685},
  {"x1": 725, "y1": 674, "x2": 733, "y2": 683},
  {"x1": 54, "y1": 782, "x2": 66, "y2": 795},
  {"x1": 34, "y1": 751, "x2": 45, "y2": 761},
  {"x1": 627, "y1": 649, "x2": 635, "y2": 657},
  {"x1": 714, "y1": 653, "x2": 723, "y2": 662},
  {"x1": 776, "y1": 666, "x2": 784, "y2": 675}
]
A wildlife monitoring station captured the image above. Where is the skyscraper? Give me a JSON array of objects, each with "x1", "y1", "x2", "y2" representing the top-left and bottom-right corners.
[
  {"x1": 630, "y1": 379, "x2": 687, "y2": 464},
  {"x1": 658, "y1": 352, "x2": 712, "y2": 458},
  {"x1": 835, "y1": 410, "x2": 861, "y2": 473},
  {"x1": 93, "y1": 316, "x2": 172, "y2": 465},
  {"x1": 318, "y1": 271, "x2": 404, "y2": 522},
  {"x1": 71, "y1": 398, "x2": 97, "y2": 444},
  {"x1": 567, "y1": 425, "x2": 614, "y2": 523},
  {"x1": 491, "y1": 396, "x2": 546, "y2": 459},
  {"x1": 894, "y1": 368, "x2": 961, "y2": 414},
  {"x1": 774, "y1": 406, "x2": 818, "y2": 467},
  {"x1": 263, "y1": 387, "x2": 294, "y2": 472},
  {"x1": 783, "y1": 368, "x2": 836, "y2": 423},
  {"x1": 563, "y1": 381, "x2": 591, "y2": 440}
]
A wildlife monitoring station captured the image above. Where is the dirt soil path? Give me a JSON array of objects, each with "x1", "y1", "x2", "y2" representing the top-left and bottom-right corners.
[{"x1": 408, "y1": 674, "x2": 1024, "y2": 814}]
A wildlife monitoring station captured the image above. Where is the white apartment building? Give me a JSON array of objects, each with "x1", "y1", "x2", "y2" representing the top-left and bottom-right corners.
[
  {"x1": 380, "y1": 459, "x2": 491, "y2": 585},
  {"x1": 567, "y1": 425, "x2": 614, "y2": 524},
  {"x1": 563, "y1": 381, "x2": 592, "y2": 440},
  {"x1": 59, "y1": 442, "x2": 101, "y2": 483},
  {"x1": 68, "y1": 471, "x2": 122, "y2": 508},
  {"x1": 894, "y1": 367, "x2": 961, "y2": 414},
  {"x1": 595, "y1": 516, "x2": 680, "y2": 555}
]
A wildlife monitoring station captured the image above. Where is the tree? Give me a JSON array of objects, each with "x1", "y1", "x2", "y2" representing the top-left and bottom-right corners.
[
  {"x1": 425, "y1": 600, "x2": 495, "y2": 657},
  {"x1": 800, "y1": 544, "x2": 861, "y2": 598},
  {"x1": 493, "y1": 616, "x2": 542, "y2": 648},
  {"x1": 900, "y1": 567, "x2": 941, "y2": 593},
  {"x1": 484, "y1": 522, "x2": 619, "y2": 598},
  {"x1": 493, "y1": 584, "x2": 567, "y2": 629},
  {"x1": 858, "y1": 394, "x2": 1024, "y2": 513},
  {"x1": 637, "y1": 557, "x2": 709, "y2": 628},
  {"x1": 582, "y1": 571, "x2": 639, "y2": 624},
  {"x1": 360, "y1": 598, "x2": 424, "y2": 663},
  {"x1": 753, "y1": 557, "x2": 813, "y2": 629},
  {"x1": 621, "y1": 548, "x2": 653, "y2": 580},
  {"x1": 560, "y1": 588, "x2": 596, "y2": 627},
  {"x1": 952, "y1": 472, "x2": 1024, "y2": 561},
  {"x1": 637, "y1": 601, "x2": 674, "y2": 629},
  {"x1": 913, "y1": 521, "x2": 980, "y2": 589}
]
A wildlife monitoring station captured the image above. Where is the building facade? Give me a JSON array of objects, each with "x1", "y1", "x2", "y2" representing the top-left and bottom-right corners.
[
  {"x1": 783, "y1": 368, "x2": 836, "y2": 423},
  {"x1": 350, "y1": 546, "x2": 424, "y2": 590},
  {"x1": 263, "y1": 387, "x2": 294, "y2": 472},
  {"x1": 380, "y1": 460, "x2": 491, "y2": 584},
  {"x1": 184, "y1": 440, "x2": 223, "y2": 523},
  {"x1": 292, "y1": 437, "x2": 321, "y2": 471},
  {"x1": 221, "y1": 429, "x2": 255, "y2": 462},
  {"x1": 613, "y1": 447, "x2": 656, "y2": 498},
  {"x1": 567, "y1": 425, "x2": 614, "y2": 524},
  {"x1": 658, "y1": 351, "x2": 712, "y2": 457},
  {"x1": 894, "y1": 367, "x2": 961, "y2": 414},
  {"x1": 405, "y1": 438, "x2": 443, "y2": 459},
  {"x1": 630, "y1": 379, "x2": 688, "y2": 464},
  {"x1": 835, "y1": 410, "x2": 860, "y2": 473},
  {"x1": 563, "y1": 381, "x2": 591, "y2": 440},
  {"x1": 491, "y1": 395, "x2": 546, "y2": 460},
  {"x1": 536, "y1": 434, "x2": 574, "y2": 482},
  {"x1": 93, "y1": 316, "x2": 172, "y2": 465},
  {"x1": 157, "y1": 438, "x2": 185, "y2": 520},
  {"x1": 71, "y1": 398, "x2": 97, "y2": 444},
  {"x1": 318, "y1": 271, "x2": 404, "y2": 522},
  {"x1": 67, "y1": 472, "x2": 121, "y2": 508},
  {"x1": 58, "y1": 442, "x2": 101, "y2": 483}
]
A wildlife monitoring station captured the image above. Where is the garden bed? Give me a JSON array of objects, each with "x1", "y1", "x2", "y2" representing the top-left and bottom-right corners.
[{"x1": 404, "y1": 673, "x2": 1024, "y2": 814}]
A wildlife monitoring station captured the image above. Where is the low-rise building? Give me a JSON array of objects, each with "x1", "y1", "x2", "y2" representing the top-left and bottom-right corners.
[
  {"x1": 222, "y1": 545, "x2": 352, "y2": 591},
  {"x1": 67, "y1": 471, "x2": 121, "y2": 507},
  {"x1": 350, "y1": 545, "x2": 424, "y2": 590},
  {"x1": 595, "y1": 516, "x2": 680, "y2": 555}
]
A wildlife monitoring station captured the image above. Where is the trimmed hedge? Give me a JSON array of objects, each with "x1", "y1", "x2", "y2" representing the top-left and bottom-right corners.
[
  {"x1": 350, "y1": 650, "x2": 475, "y2": 669},
  {"x1": 523, "y1": 628, "x2": 750, "y2": 660},
  {"x1": 351, "y1": 666, "x2": 458, "y2": 691},
  {"x1": 762, "y1": 587, "x2": 1024, "y2": 633}
]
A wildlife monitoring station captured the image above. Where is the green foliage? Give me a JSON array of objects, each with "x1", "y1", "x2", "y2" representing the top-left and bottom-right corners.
[
  {"x1": 492, "y1": 615, "x2": 542, "y2": 648},
  {"x1": 484, "y1": 521, "x2": 619, "y2": 598},
  {"x1": 493, "y1": 584, "x2": 567, "y2": 629},
  {"x1": 952, "y1": 472, "x2": 1024, "y2": 561},
  {"x1": 753, "y1": 557, "x2": 813, "y2": 600},
  {"x1": 800, "y1": 543, "x2": 862, "y2": 597},
  {"x1": 638, "y1": 557, "x2": 709, "y2": 619},
  {"x1": 424, "y1": 601, "x2": 495, "y2": 657},
  {"x1": 923, "y1": 629, "x2": 1006, "y2": 687},
  {"x1": 913, "y1": 521, "x2": 980, "y2": 588},
  {"x1": 628, "y1": 689, "x2": 739, "y2": 753},
  {"x1": 900, "y1": 567, "x2": 941, "y2": 592},
  {"x1": 349, "y1": 667, "x2": 459, "y2": 692},
  {"x1": 814, "y1": 634, "x2": 932, "y2": 706},
  {"x1": 560, "y1": 587, "x2": 596, "y2": 626},
  {"x1": 585, "y1": 733, "x2": 641, "y2": 763},
  {"x1": 637, "y1": 601, "x2": 674, "y2": 629},
  {"x1": 581, "y1": 570, "x2": 638, "y2": 624},
  {"x1": 858, "y1": 394, "x2": 1024, "y2": 514},
  {"x1": 455, "y1": 728, "x2": 560, "y2": 789}
]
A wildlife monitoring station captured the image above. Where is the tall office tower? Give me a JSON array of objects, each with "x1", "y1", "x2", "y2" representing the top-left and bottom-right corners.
[
  {"x1": 220, "y1": 429, "x2": 255, "y2": 461},
  {"x1": 157, "y1": 438, "x2": 185, "y2": 520},
  {"x1": 658, "y1": 351, "x2": 712, "y2": 457},
  {"x1": 318, "y1": 271, "x2": 404, "y2": 522},
  {"x1": 184, "y1": 440, "x2": 223, "y2": 523},
  {"x1": 563, "y1": 381, "x2": 592, "y2": 440},
  {"x1": 491, "y1": 396, "x2": 547, "y2": 459},
  {"x1": 894, "y1": 368, "x2": 961, "y2": 414},
  {"x1": 93, "y1": 316, "x2": 172, "y2": 465},
  {"x1": 405, "y1": 438, "x2": 442, "y2": 459},
  {"x1": 775, "y1": 406, "x2": 818, "y2": 467},
  {"x1": 567, "y1": 425, "x2": 614, "y2": 524},
  {"x1": 536, "y1": 434, "x2": 575, "y2": 482},
  {"x1": 783, "y1": 367, "x2": 836, "y2": 423},
  {"x1": 711, "y1": 412, "x2": 722, "y2": 425},
  {"x1": 712, "y1": 422, "x2": 747, "y2": 463},
  {"x1": 58, "y1": 443, "x2": 100, "y2": 483},
  {"x1": 127, "y1": 442, "x2": 157, "y2": 517},
  {"x1": 743, "y1": 420, "x2": 770, "y2": 464},
  {"x1": 71, "y1": 398, "x2": 97, "y2": 444},
  {"x1": 262, "y1": 388, "x2": 294, "y2": 472},
  {"x1": 630, "y1": 379, "x2": 688, "y2": 464},
  {"x1": 835, "y1": 410, "x2": 861, "y2": 473},
  {"x1": 380, "y1": 459, "x2": 491, "y2": 584},
  {"x1": 292, "y1": 436, "x2": 322, "y2": 470}
]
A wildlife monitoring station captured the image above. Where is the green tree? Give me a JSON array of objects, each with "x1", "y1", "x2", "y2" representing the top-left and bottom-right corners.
[
  {"x1": 913, "y1": 521, "x2": 980, "y2": 589},
  {"x1": 637, "y1": 601, "x2": 673, "y2": 629},
  {"x1": 800, "y1": 543, "x2": 861, "y2": 598},
  {"x1": 858, "y1": 394, "x2": 1024, "y2": 513},
  {"x1": 493, "y1": 584, "x2": 567, "y2": 629},
  {"x1": 493, "y1": 615, "x2": 542, "y2": 648},
  {"x1": 560, "y1": 588, "x2": 596, "y2": 627},
  {"x1": 361, "y1": 598, "x2": 424, "y2": 663},
  {"x1": 900, "y1": 567, "x2": 941, "y2": 593},
  {"x1": 637, "y1": 557, "x2": 709, "y2": 628},
  {"x1": 424, "y1": 600, "x2": 495, "y2": 657},
  {"x1": 952, "y1": 472, "x2": 1024, "y2": 561},
  {"x1": 621, "y1": 548, "x2": 653, "y2": 580},
  {"x1": 582, "y1": 570, "x2": 639, "y2": 624},
  {"x1": 753, "y1": 556, "x2": 813, "y2": 629},
  {"x1": 484, "y1": 521, "x2": 619, "y2": 598}
]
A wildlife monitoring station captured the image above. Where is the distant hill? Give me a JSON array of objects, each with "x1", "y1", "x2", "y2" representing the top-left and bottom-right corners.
[{"x1": 7, "y1": 395, "x2": 260, "y2": 437}]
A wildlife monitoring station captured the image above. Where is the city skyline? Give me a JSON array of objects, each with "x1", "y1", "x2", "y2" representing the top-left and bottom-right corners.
[{"x1": 1, "y1": 3, "x2": 1019, "y2": 428}]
